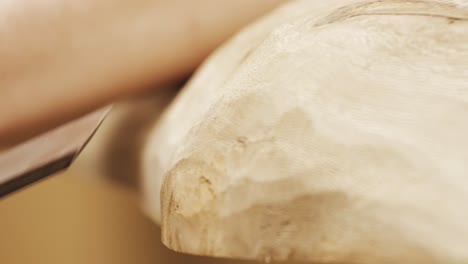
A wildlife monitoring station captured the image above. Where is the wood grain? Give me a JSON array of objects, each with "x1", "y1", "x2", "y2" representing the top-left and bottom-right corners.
[
  {"x1": 0, "y1": 108, "x2": 109, "y2": 197},
  {"x1": 140, "y1": 1, "x2": 468, "y2": 263}
]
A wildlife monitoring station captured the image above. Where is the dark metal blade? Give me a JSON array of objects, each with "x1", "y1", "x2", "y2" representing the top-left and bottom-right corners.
[{"x1": 0, "y1": 108, "x2": 110, "y2": 198}]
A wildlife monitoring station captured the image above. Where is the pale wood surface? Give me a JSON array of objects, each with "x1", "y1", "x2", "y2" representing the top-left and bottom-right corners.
[{"x1": 140, "y1": 1, "x2": 468, "y2": 263}]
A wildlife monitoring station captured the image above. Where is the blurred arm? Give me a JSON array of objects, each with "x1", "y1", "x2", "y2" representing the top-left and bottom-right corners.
[{"x1": 0, "y1": 0, "x2": 286, "y2": 148}]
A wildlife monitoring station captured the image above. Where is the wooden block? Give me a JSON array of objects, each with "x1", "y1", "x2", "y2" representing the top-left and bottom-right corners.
[
  {"x1": 0, "y1": 108, "x2": 109, "y2": 197},
  {"x1": 140, "y1": 1, "x2": 468, "y2": 263}
]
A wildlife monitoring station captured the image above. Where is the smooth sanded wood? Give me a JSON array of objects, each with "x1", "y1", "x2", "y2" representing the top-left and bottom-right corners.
[
  {"x1": 0, "y1": 108, "x2": 109, "y2": 197},
  {"x1": 140, "y1": 1, "x2": 468, "y2": 263}
]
